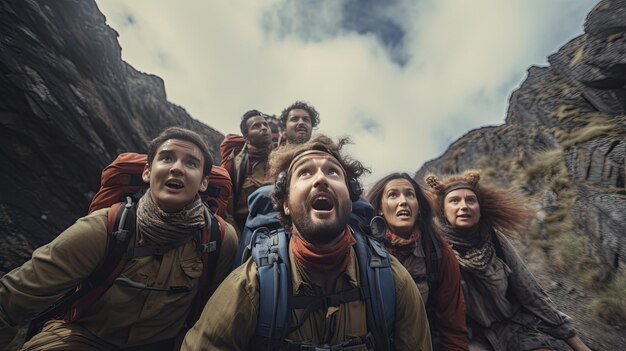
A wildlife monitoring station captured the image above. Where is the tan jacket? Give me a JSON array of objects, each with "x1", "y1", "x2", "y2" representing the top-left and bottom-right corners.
[
  {"x1": 182, "y1": 246, "x2": 433, "y2": 351},
  {"x1": 0, "y1": 207, "x2": 238, "y2": 350}
]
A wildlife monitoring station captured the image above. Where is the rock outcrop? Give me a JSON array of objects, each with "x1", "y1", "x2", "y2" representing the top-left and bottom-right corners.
[
  {"x1": 0, "y1": 0, "x2": 224, "y2": 273},
  {"x1": 416, "y1": 0, "x2": 625, "y2": 272},
  {"x1": 416, "y1": 1, "x2": 625, "y2": 349}
]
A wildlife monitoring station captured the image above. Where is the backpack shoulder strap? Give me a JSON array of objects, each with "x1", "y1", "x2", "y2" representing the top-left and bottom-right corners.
[
  {"x1": 423, "y1": 230, "x2": 442, "y2": 291},
  {"x1": 230, "y1": 147, "x2": 249, "y2": 213},
  {"x1": 68, "y1": 197, "x2": 137, "y2": 321},
  {"x1": 353, "y1": 230, "x2": 395, "y2": 351},
  {"x1": 252, "y1": 227, "x2": 290, "y2": 350},
  {"x1": 188, "y1": 205, "x2": 226, "y2": 325},
  {"x1": 251, "y1": 228, "x2": 396, "y2": 351},
  {"x1": 26, "y1": 198, "x2": 136, "y2": 340}
]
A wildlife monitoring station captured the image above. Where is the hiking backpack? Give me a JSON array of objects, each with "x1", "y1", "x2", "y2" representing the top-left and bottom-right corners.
[
  {"x1": 219, "y1": 134, "x2": 247, "y2": 216},
  {"x1": 26, "y1": 152, "x2": 228, "y2": 340},
  {"x1": 89, "y1": 153, "x2": 232, "y2": 217},
  {"x1": 235, "y1": 185, "x2": 396, "y2": 351}
]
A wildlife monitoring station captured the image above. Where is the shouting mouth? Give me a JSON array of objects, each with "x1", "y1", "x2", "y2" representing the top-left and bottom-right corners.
[
  {"x1": 165, "y1": 179, "x2": 184, "y2": 190},
  {"x1": 310, "y1": 194, "x2": 334, "y2": 212},
  {"x1": 396, "y1": 209, "x2": 411, "y2": 219}
]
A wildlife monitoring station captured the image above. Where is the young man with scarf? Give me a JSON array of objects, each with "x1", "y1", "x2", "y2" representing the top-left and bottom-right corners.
[
  {"x1": 182, "y1": 134, "x2": 432, "y2": 351},
  {"x1": 0, "y1": 127, "x2": 238, "y2": 350},
  {"x1": 220, "y1": 109, "x2": 274, "y2": 235}
]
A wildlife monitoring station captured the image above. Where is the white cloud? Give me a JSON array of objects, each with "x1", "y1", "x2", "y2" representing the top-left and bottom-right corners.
[{"x1": 95, "y1": 0, "x2": 597, "y2": 187}]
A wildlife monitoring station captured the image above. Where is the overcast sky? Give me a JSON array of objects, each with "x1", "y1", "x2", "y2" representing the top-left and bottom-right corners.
[{"x1": 95, "y1": 0, "x2": 598, "y2": 187}]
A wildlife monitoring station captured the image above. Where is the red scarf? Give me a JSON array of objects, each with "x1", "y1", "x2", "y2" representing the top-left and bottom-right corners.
[
  {"x1": 291, "y1": 227, "x2": 356, "y2": 274},
  {"x1": 384, "y1": 228, "x2": 422, "y2": 258}
]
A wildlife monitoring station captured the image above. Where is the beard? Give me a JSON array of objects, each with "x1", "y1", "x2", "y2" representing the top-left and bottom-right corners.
[
  {"x1": 287, "y1": 131, "x2": 311, "y2": 145},
  {"x1": 290, "y1": 200, "x2": 351, "y2": 246}
]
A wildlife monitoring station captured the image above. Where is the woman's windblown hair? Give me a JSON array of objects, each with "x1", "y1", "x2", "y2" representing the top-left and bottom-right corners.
[{"x1": 425, "y1": 169, "x2": 535, "y2": 237}]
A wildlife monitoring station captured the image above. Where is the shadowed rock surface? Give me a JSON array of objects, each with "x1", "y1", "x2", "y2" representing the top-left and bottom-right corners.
[{"x1": 0, "y1": 0, "x2": 224, "y2": 274}]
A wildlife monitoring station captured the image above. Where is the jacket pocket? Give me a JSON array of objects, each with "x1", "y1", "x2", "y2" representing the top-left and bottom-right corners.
[
  {"x1": 180, "y1": 255, "x2": 203, "y2": 280},
  {"x1": 103, "y1": 258, "x2": 151, "y2": 306}
]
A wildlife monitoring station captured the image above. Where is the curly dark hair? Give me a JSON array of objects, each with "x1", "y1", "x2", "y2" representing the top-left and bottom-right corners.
[
  {"x1": 269, "y1": 134, "x2": 369, "y2": 230},
  {"x1": 279, "y1": 101, "x2": 320, "y2": 129},
  {"x1": 425, "y1": 170, "x2": 535, "y2": 237},
  {"x1": 366, "y1": 172, "x2": 435, "y2": 237}
]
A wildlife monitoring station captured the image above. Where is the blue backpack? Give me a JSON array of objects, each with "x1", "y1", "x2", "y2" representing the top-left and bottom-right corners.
[{"x1": 235, "y1": 185, "x2": 396, "y2": 351}]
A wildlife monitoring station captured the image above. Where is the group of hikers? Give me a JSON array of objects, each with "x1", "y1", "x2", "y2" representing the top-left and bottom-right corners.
[{"x1": 0, "y1": 100, "x2": 593, "y2": 350}]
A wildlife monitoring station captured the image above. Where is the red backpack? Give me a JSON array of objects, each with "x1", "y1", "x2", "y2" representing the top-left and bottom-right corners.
[
  {"x1": 88, "y1": 153, "x2": 232, "y2": 217},
  {"x1": 27, "y1": 152, "x2": 230, "y2": 339}
]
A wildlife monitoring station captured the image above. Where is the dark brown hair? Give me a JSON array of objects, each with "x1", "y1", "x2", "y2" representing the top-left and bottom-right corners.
[
  {"x1": 147, "y1": 126, "x2": 214, "y2": 177},
  {"x1": 279, "y1": 101, "x2": 320, "y2": 129},
  {"x1": 269, "y1": 134, "x2": 369, "y2": 229},
  {"x1": 366, "y1": 172, "x2": 435, "y2": 236}
]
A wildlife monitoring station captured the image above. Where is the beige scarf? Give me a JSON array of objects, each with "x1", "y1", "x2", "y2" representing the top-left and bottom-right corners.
[{"x1": 136, "y1": 190, "x2": 205, "y2": 246}]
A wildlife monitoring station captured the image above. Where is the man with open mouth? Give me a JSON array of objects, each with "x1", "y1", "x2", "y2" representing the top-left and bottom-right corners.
[
  {"x1": 183, "y1": 134, "x2": 432, "y2": 351},
  {"x1": 0, "y1": 127, "x2": 238, "y2": 350}
]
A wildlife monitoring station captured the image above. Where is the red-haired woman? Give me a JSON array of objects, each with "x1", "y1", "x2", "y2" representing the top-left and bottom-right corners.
[{"x1": 426, "y1": 170, "x2": 591, "y2": 351}]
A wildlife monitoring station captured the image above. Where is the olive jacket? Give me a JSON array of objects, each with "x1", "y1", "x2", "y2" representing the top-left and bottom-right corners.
[
  {"x1": 0, "y1": 207, "x2": 238, "y2": 350},
  {"x1": 182, "y1": 243, "x2": 433, "y2": 351}
]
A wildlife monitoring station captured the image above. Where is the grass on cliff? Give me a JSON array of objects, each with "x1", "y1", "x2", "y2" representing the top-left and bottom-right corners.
[
  {"x1": 521, "y1": 149, "x2": 605, "y2": 284},
  {"x1": 554, "y1": 111, "x2": 624, "y2": 148},
  {"x1": 522, "y1": 149, "x2": 573, "y2": 225},
  {"x1": 590, "y1": 271, "x2": 626, "y2": 325},
  {"x1": 522, "y1": 147, "x2": 626, "y2": 325}
]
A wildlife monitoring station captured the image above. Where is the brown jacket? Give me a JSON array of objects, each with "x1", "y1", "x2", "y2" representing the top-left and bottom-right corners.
[
  {"x1": 0, "y1": 207, "x2": 238, "y2": 350},
  {"x1": 227, "y1": 146, "x2": 272, "y2": 234},
  {"x1": 182, "y1": 245, "x2": 433, "y2": 350}
]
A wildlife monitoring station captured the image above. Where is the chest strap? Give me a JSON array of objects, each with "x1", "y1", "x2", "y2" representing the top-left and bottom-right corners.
[
  {"x1": 283, "y1": 332, "x2": 375, "y2": 351},
  {"x1": 285, "y1": 287, "x2": 368, "y2": 335}
]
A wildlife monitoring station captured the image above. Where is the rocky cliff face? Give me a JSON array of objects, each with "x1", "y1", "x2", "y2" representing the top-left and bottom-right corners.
[
  {"x1": 416, "y1": 0, "x2": 625, "y2": 272},
  {"x1": 0, "y1": 0, "x2": 224, "y2": 274},
  {"x1": 416, "y1": 1, "x2": 625, "y2": 349}
]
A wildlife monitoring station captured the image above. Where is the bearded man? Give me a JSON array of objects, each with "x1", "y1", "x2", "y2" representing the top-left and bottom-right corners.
[{"x1": 183, "y1": 134, "x2": 432, "y2": 351}]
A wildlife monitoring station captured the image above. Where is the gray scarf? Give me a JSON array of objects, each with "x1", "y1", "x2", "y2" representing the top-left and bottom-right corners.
[
  {"x1": 441, "y1": 222, "x2": 495, "y2": 272},
  {"x1": 136, "y1": 189, "x2": 205, "y2": 246}
]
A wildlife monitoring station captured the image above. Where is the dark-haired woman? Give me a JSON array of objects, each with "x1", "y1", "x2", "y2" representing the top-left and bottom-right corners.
[
  {"x1": 426, "y1": 170, "x2": 591, "y2": 351},
  {"x1": 367, "y1": 173, "x2": 469, "y2": 351}
]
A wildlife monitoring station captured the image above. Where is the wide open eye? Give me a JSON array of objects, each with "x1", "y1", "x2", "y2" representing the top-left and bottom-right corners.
[
  {"x1": 186, "y1": 159, "x2": 199, "y2": 168},
  {"x1": 159, "y1": 154, "x2": 173, "y2": 163},
  {"x1": 327, "y1": 167, "x2": 340, "y2": 176},
  {"x1": 297, "y1": 168, "x2": 311, "y2": 177}
]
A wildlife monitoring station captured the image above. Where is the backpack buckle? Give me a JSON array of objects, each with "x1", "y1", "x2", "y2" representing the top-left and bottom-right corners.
[
  {"x1": 200, "y1": 241, "x2": 217, "y2": 253},
  {"x1": 112, "y1": 229, "x2": 128, "y2": 241}
]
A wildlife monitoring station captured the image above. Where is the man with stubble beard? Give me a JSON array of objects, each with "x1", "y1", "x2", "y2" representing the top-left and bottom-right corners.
[
  {"x1": 183, "y1": 134, "x2": 432, "y2": 351},
  {"x1": 279, "y1": 101, "x2": 319, "y2": 145}
]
